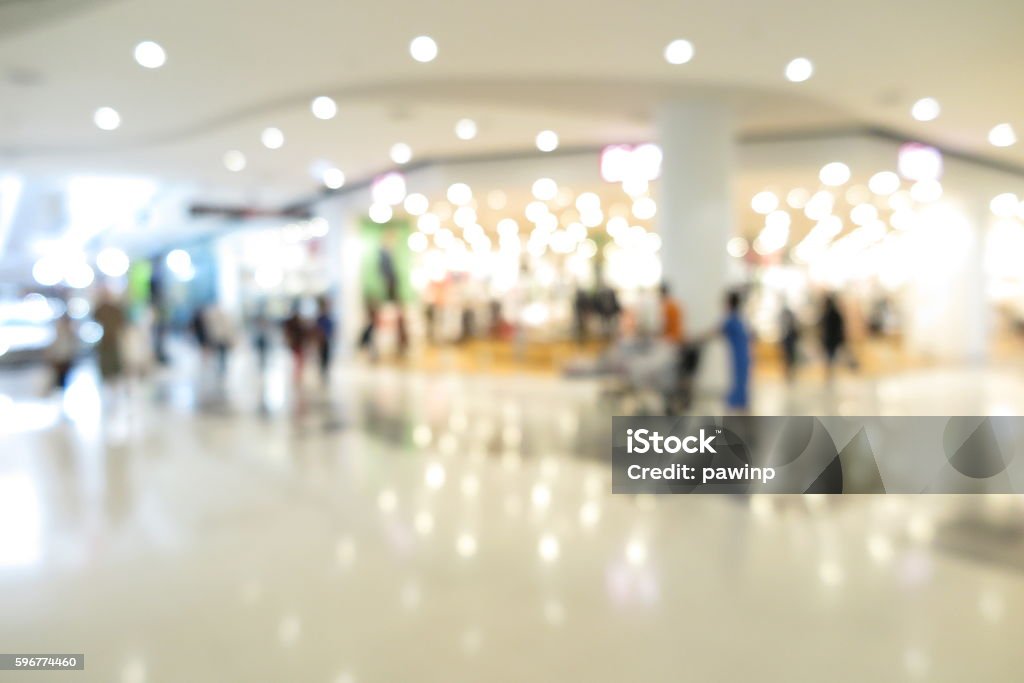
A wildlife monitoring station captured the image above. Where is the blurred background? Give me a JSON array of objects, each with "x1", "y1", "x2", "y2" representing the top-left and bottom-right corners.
[{"x1": 2, "y1": 0, "x2": 1024, "y2": 680}]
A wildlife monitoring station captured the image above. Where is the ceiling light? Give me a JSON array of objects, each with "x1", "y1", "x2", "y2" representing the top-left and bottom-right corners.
[
  {"x1": 65, "y1": 261, "x2": 95, "y2": 289},
  {"x1": 32, "y1": 257, "x2": 62, "y2": 287},
  {"x1": 368, "y1": 203, "x2": 393, "y2": 224},
  {"x1": 455, "y1": 118, "x2": 477, "y2": 140},
  {"x1": 447, "y1": 183, "x2": 472, "y2": 205},
  {"x1": 93, "y1": 107, "x2": 121, "y2": 131},
  {"x1": 663, "y1": 39, "x2": 694, "y2": 65},
  {"x1": 261, "y1": 127, "x2": 284, "y2": 149},
  {"x1": 786, "y1": 188, "x2": 810, "y2": 209},
  {"x1": 990, "y1": 193, "x2": 1019, "y2": 217},
  {"x1": 989, "y1": 123, "x2": 1017, "y2": 148},
  {"x1": 532, "y1": 178, "x2": 558, "y2": 201},
  {"x1": 133, "y1": 41, "x2": 166, "y2": 69},
  {"x1": 819, "y1": 162, "x2": 851, "y2": 186},
  {"x1": 390, "y1": 142, "x2": 412, "y2": 164},
  {"x1": 311, "y1": 96, "x2": 337, "y2": 120},
  {"x1": 96, "y1": 247, "x2": 130, "y2": 278},
  {"x1": 322, "y1": 167, "x2": 345, "y2": 189},
  {"x1": 404, "y1": 193, "x2": 429, "y2": 215},
  {"x1": 632, "y1": 197, "x2": 657, "y2": 220},
  {"x1": 911, "y1": 97, "x2": 940, "y2": 122},
  {"x1": 910, "y1": 179, "x2": 942, "y2": 203},
  {"x1": 536, "y1": 130, "x2": 559, "y2": 152},
  {"x1": 409, "y1": 36, "x2": 438, "y2": 63},
  {"x1": 165, "y1": 249, "x2": 193, "y2": 279},
  {"x1": 751, "y1": 191, "x2": 779, "y2": 214},
  {"x1": 785, "y1": 57, "x2": 813, "y2": 83},
  {"x1": 868, "y1": 171, "x2": 900, "y2": 196},
  {"x1": 223, "y1": 150, "x2": 246, "y2": 172}
]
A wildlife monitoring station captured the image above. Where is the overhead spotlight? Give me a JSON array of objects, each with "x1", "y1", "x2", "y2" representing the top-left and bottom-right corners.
[
  {"x1": 785, "y1": 57, "x2": 813, "y2": 83},
  {"x1": 261, "y1": 127, "x2": 284, "y2": 149},
  {"x1": 311, "y1": 96, "x2": 337, "y2": 120},
  {"x1": 532, "y1": 178, "x2": 558, "y2": 201},
  {"x1": 751, "y1": 191, "x2": 779, "y2": 214},
  {"x1": 165, "y1": 249, "x2": 193, "y2": 280},
  {"x1": 133, "y1": 41, "x2": 166, "y2": 69},
  {"x1": 409, "y1": 36, "x2": 438, "y2": 63},
  {"x1": 96, "y1": 247, "x2": 130, "y2": 278},
  {"x1": 663, "y1": 39, "x2": 694, "y2": 65},
  {"x1": 368, "y1": 203, "x2": 393, "y2": 224},
  {"x1": 989, "y1": 123, "x2": 1017, "y2": 148},
  {"x1": 322, "y1": 167, "x2": 345, "y2": 189},
  {"x1": 404, "y1": 193, "x2": 429, "y2": 215},
  {"x1": 868, "y1": 171, "x2": 900, "y2": 196},
  {"x1": 535, "y1": 130, "x2": 559, "y2": 152},
  {"x1": 819, "y1": 162, "x2": 851, "y2": 186},
  {"x1": 93, "y1": 107, "x2": 121, "y2": 131},
  {"x1": 390, "y1": 142, "x2": 412, "y2": 164},
  {"x1": 911, "y1": 97, "x2": 940, "y2": 122},
  {"x1": 223, "y1": 150, "x2": 246, "y2": 172},
  {"x1": 455, "y1": 118, "x2": 477, "y2": 140},
  {"x1": 446, "y1": 183, "x2": 472, "y2": 205}
]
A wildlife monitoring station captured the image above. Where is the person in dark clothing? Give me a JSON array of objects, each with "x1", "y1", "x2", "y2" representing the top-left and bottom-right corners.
[
  {"x1": 780, "y1": 305, "x2": 800, "y2": 382},
  {"x1": 820, "y1": 294, "x2": 846, "y2": 380},
  {"x1": 358, "y1": 298, "x2": 379, "y2": 360},
  {"x1": 282, "y1": 302, "x2": 307, "y2": 387},
  {"x1": 314, "y1": 296, "x2": 335, "y2": 384}
]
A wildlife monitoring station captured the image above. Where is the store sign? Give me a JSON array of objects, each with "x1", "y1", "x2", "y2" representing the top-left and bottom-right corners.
[{"x1": 599, "y1": 143, "x2": 662, "y2": 183}]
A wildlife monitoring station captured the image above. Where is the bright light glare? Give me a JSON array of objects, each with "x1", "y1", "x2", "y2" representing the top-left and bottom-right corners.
[
  {"x1": 536, "y1": 130, "x2": 559, "y2": 152},
  {"x1": 369, "y1": 203, "x2": 393, "y2": 224},
  {"x1": 663, "y1": 39, "x2": 694, "y2": 65},
  {"x1": 311, "y1": 96, "x2": 337, "y2": 120},
  {"x1": 989, "y1": 123, "x2": 1017, "y2": 148},
  {"x1": 532, "y1": 178, "x2": 558, "y2": 201},
  {"x1": 910, "y1": 179, "x2": 943, "y2": 203},
  {"x1": 223, "y1": 150, "x2": 246, "y2": 172},
  {"x1": 455, "y1": 118, "x2": 477, "y2": 140},
  {"x1": 96, "y1": 247, "x2": 130, "y2": 278},
  {"x1": 447, "y1": 183, "x2": 472, "y2": 205},
  {"x1": 390, "y1": 143, "x2": 412, "y2": 164},
  {"x1": 751, "y1": 191, "x2": 779, "y2": 215},
  {"x1": 133, "y1": 41, "x2": 166, "y2": 69},
  {"x1": 990, "y1": 193, "x2": 1019, "y2": 217},
  {"x1": 911, "y1": 97, "x2": 940, "y2": 122},
  {"x1": 322, "y1": 167, "x2": 345, "y2": 189},
  {"x1": 409, "y1": 36, "x2": 438, "y2": 63},
  {"x1": 404, "y1": 193, "x2": 429, "y2": 215},
  {"x1": 868, "y1": 171, "x2": 900, "y2": 196},
  {"x1": 93, "y1": 107, "x2": 121, "y2": 131},
  {"x1": 819, "y1": 162, "x2": 851, "y2": 186},
  {"x1": 261, "y1": 127, "x2": 284, "y2": 149},
  {"x1": 165, "y1": 249, "x2": 193, "y2": 279},
  {"x1": 785, "y1": 57, "x2": 813, "y2": 82}
]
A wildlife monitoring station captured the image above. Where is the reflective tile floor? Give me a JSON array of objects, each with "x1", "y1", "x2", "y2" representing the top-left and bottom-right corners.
[{"x1": 1, "y1": 351, "x2": 1024, "y2": 682}]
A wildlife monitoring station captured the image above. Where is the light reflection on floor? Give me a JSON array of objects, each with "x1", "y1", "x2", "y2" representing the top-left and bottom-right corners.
[{"x1": 0, "y1": 353, "x2": 1023, "y2": 681}]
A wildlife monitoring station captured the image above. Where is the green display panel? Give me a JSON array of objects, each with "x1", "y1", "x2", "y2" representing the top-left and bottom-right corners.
[{"x1": 358, "y1": 217, "x2": 414, "y2": 303}]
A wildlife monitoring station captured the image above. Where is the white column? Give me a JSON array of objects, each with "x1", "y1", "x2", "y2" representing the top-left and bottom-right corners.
[
  {"x1": 656, "y1": 99, "x2": 737, "y2": 389},
  {"x1": 317, "y1": 195, "x2": 363, "y2": 356}
]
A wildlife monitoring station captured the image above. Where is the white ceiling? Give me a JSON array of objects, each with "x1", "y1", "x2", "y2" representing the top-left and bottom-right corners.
[{"x1": 1, "y1": 0, "x2": 1022, "y2": 204}]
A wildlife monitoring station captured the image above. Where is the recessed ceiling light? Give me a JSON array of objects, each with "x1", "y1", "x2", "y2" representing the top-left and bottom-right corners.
[
  {"x1": 536, "y1": 130, "x2": 559, "y2": 152},
  {"x1": 390, "y1": 143, "x2": 412, "y2": 164},
  {"x1": 785, "y1": 57, "x2": 813, "y2": 83},
  {"x1": 93, "y1": 107, "x2": 121, "y2": 131},
  {"x1": 663, "y1": 39, "x2": 694, "y2": 65},
  {"x1": 988, "y1": 123, "x2": 1017, "y2": 148},
  {"x1": 455, "y1": 118, "x2": 477, "y2": 140},
  {"x1": 261, "y1": 127, "x2": 284, "y2": 149},
  {"x1": 322, "y1": 167, "x2": 345, "y2": 189},
  {"x1": 311, "y1": 96, "x2": 337, "y2": 120},
  {"x1": 911, "y1": 97, "x2": 940, "y2": 122},
  {"x1": 133, "y1": 41, "x2": 166, "y2": 69},
  {"x1": 819, "y1": 161, "x2": 851, "y2": 186},
  {"x1": 223, "y1": 150, "x2": 246, "y2": 172},
  {"x1": 409, "y1": 36, "x2": 438, "y2": 63}
]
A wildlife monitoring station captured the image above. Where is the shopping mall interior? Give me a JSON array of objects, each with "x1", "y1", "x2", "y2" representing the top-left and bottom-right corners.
[{"x1": 2, "y1": 0, "x2": 1024, "y2": 680}]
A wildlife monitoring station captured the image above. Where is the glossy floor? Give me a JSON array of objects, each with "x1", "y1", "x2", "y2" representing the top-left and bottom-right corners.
[{"x1": 1, "y1": 354, "x2": 1024, "y2": 682}]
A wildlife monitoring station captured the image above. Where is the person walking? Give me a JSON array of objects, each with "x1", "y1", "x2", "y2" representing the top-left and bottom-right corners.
[
  {"x1": 93, "y1": 289, "x2": 126, "y2": 399},
  {"x1": 780, "y1": 304, "x2": 800, "y2": 382},
  {"x1": 659, "y1": 282, "x2": 686, "y2": 344},
  {"x1": 282, "y1": 302, "x2": 308, "y2": 387},
  {"x1": 820, "y1": 294, "x2": 846, "y2": 381},
  {"x1": 314, "y1": 296, "x2": 335, "y2": 385},
  {"x1": 46, "y1": 313, "x2": 77, "y2": 394}
]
